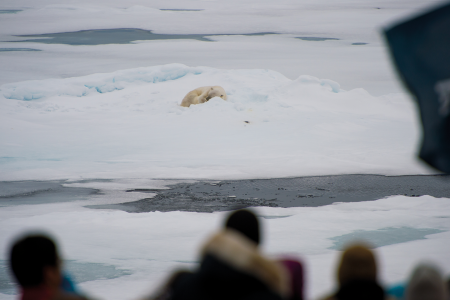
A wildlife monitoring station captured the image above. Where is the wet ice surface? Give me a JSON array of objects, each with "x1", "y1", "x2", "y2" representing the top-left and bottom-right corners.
[
  {"x1": 11, "y1": 29, "x2": 276, "y2": 45},
  {"x1": 0, "y1": 260, "x2": 132, "y2": 295},
  {"x1": 88, "y1": 175, "x2": 450, "y2": 213}
]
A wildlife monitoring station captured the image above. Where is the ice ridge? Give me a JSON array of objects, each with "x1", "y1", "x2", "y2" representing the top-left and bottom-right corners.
[{"x1": 0, "y1": 64, "x2": 203, "y2": 101}]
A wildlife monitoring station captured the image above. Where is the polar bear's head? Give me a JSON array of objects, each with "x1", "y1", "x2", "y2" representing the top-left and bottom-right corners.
[{"x1": 206, "y1": 86, "x2": 227, "y2": 101}]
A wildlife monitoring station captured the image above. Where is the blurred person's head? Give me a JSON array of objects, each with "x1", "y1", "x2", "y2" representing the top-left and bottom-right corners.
[
  {"x1": 9, "y1": 234, "x2": 62, "y2": 289},
  {"x1": 447, "y1": 277, "x2": 450, "y2": 300},
  {"x1": 224, "y1": 209, "x2": 260, "y2": 245},
  {"x1": 337, "y1": 243, "x2": 377, "y2": 286},
  {"x1": 405, "y1": 262, "x2": 447, "y2": 300}
]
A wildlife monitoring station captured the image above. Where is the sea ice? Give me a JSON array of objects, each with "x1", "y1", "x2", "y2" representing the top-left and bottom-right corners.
[{"x1": 0, "y1": 64, "x2": 429, "y2": 181}]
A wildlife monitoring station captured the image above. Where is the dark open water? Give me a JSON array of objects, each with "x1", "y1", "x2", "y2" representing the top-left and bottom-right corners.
[{"x1": 1, "y1": 174, "x2": 449, "y2": 212}]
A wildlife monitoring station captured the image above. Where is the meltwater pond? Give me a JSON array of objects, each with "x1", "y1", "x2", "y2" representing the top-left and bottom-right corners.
[
  {"x1": 11, "y1": 29, "x2": 276, "y2": 45},
  {"x1": 328, "y1": 227, "x2": 444, "y2": 250}
]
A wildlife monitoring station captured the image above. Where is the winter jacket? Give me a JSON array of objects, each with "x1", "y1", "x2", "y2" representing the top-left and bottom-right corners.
[{"x1": 152, "y1": 230, "x2": 289, "y2": 300}]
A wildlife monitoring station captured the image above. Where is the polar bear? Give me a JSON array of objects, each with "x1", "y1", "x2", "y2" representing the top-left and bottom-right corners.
[{"x1": 180, "y1": 86, "x2": 227, "y2": 107}]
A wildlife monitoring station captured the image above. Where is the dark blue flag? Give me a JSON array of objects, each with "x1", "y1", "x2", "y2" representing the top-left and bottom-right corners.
[{"x1": 384, "y1": 2, "x2": 450, "y2": 173}]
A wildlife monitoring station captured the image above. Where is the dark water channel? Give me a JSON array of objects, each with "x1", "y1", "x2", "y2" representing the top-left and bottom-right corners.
[
  {"x1": 1, "y1": 175, "x2": 449, "y2": 212},
  {"x1": 89, "y1": 174, "x2": 450, "y2": 213}
]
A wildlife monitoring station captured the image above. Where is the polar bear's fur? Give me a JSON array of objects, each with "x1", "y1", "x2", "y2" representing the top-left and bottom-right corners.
[{"x1": 180, "y1": 86, "x2": 227, "y2": 107}]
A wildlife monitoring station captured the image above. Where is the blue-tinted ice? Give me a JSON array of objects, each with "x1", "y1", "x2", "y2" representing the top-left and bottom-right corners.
[{"x1": 328, "y1": 227, "x2": 444, "y2": 250}]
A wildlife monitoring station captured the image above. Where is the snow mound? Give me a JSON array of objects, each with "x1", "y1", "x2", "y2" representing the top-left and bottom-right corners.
[{"x1": 0, "y1": 64, "x2": 203, "y2": 100}]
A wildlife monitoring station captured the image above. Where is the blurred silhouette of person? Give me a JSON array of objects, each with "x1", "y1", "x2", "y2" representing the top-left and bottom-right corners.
[
  {"x1": 225, "y1": 209, "x2": 305, "y2": 300},
  {"x1": 447, "y1": 277, "x2": 450, "y2": 300},
  {"x1": 148, "y1": 209, "x2": 291, "y2": 300},
  {"x1": 9, "y1": 233, "x2": 88, "y2": 300},
  {"x1": 224, "y1": 209, "x2": 261, "y2": 244},
  {"x1": 322, "y1": 243, "x2": 386, "y2": 300},
  {"x1": 405, "y1": 262, "x2": 447, "y2": 300}
]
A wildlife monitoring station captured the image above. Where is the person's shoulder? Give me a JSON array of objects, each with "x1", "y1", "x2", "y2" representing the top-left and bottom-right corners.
[
  {"x1": 52, "y1": 291, "x2": 90, "y2": 300},
  {"x1": 143, "y1": 269, "x2": 195, "y2": 300},
  {"x1": 318, "y1": 295, "x2": 336, "y2": 300},
  {"x1": 244, "y1": 289, "x2": 285, "y2": 300}
]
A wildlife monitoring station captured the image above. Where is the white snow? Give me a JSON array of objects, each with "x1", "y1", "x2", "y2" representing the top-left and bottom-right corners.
[{"x1": 0, "y1": 1, "x2": 449, "y2": 300}]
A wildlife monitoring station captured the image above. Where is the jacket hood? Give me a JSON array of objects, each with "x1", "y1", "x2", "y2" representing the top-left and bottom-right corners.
[{"x1": 200, "y1": 230, "x2": 289, "y2": 297}]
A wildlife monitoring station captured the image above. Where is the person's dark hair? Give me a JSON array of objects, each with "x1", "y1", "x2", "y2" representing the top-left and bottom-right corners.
[
  {"x1": 224, "y1": 209, "x2": 260, "y2": 245},
  {"x1": 337, "y1": 244, "x2": 377, "y2": 286},
  {"x1": 9, "y1": 234, "x2": 59, "y2": 287}
]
